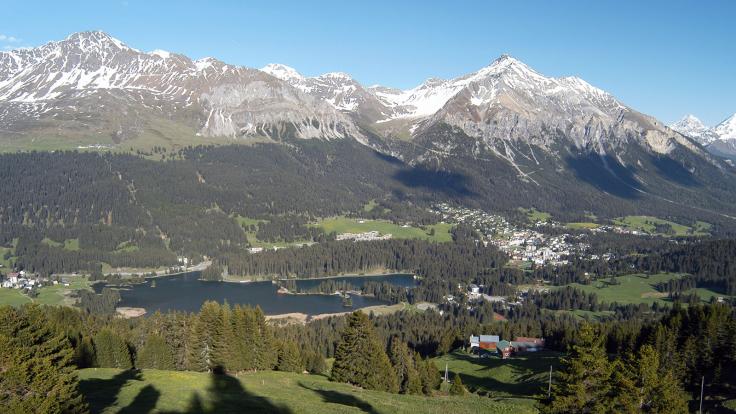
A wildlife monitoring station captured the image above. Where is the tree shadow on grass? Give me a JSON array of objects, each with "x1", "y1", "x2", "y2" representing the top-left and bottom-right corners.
[
  {"x1": 298, "y1": 381, "x2": 379, "y2": 414},
  {"x1": 79, "y1": 369, "x2": 144, "y2": 413},
  {"x1": 447, "y1": 351, "x2": 560, "y2": 398},
  {"x1": 164, "y1": 366, "x2": 292, "y2": 414},
  {"x1": 118, "y1": 384, "x2": 160, "y2": 414}
]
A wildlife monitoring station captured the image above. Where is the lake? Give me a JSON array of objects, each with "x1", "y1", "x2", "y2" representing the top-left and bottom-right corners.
[{"x1": 100, "y1": 272, "x2": 415, "y2": 315}]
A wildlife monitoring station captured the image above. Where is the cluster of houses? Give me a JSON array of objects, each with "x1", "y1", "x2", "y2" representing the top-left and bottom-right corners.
[
  {"x1": 0, "y1": 270, "x2": 64, "y2": 291},
  {"x1": 432, "y1": 203, "x2": 594, "y2": 265},
  {"x1": 335, "y1": 230, "x2": 392, "y2": 242},
  {"x1": 469, "y1": 334, "x2": 545, "y2": 359}
]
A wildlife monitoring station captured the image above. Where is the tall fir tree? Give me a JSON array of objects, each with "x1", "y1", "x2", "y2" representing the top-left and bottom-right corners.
[
  {"x1": 276, "y1": 339, "x2": 304, "y2": 373},
  {"x1": 331, "y1": 311, "x2": 399, "y2": 393},
  {"x1": 613, "y1": 345, "x2": 688, "y2": 413},
  {"x1": 93, "y1": 329, "x2": 133, "y2": 370},
  {"x1": 541, "y1": 322, "x2": 613, "y2": 414},
  {"x1": 187, "y1": 301, "x2": 226, "y2": 372},
  {"x1": 0, "y1": 305, "x2": 89, "y2": 414},
  {"x1": 388, "y1": 338, "x2": 422, "y2": 394},
  {"x1": 449, "y1": 373, "x2": 466, "y2": 396},
  {"x1": 414, "y1": 352, "x2": 440, "y2": 395},
  {"x1": 136, "y1": 334, "x2": 176, "y2": 370}
]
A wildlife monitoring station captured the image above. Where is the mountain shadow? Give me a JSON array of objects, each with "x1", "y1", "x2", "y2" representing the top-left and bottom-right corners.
[
  {"x1": 298, "y1": 381, "x2": 378, "y2": 414},
  {"x1": 394, "y1": 166, "x2": 477, "y2": 198},
  {"x1": 565, "y1": 153, "x2": 641, "y2": 199},
  {"x1": 649, "y1": 155, "x2": 699, "y2": 187},
  {"x1": 163, "y1": 366, "x2": 293, "y2": 414}
]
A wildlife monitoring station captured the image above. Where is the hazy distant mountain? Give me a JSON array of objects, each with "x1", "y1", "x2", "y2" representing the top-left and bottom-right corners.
[{"x1": 670, "y1": 113, "x2": 736, "y2": 158}]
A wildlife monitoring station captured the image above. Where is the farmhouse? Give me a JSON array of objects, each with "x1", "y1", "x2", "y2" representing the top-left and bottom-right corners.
[
  {"x1": 469, "y1": 334, "x2": 545, "y2": 358},
  {"x1": 497, "y1": 340, "x2": 513, "y2": 359},
  {"x1": 511, "y1": 337, "x2": 545, "y2": 352}
]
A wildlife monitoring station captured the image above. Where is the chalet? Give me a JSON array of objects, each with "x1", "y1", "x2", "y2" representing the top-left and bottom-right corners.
[
  {"x1": 512, "y1": 337, "x2": 545, "y2": 352},
  {"x1": 468, "y1": 284, "x2": 480, "y2": 294},
  {"x1": 469, "y1": 334, "x2": 500, "y2": 351},
  {"x1": 497, "y1": 340, "x2": 513, "y2": 359},
  {"x1": 479, "y1": 334, "x2": 500, "y2": 350},
  {"x1": 469, "y1": 335, "x2": 480, "y2": 349}
]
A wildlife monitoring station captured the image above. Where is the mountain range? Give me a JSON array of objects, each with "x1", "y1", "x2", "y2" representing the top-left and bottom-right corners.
[
  {"x1": 670, "y1": 114, "x2": 736, "y2": 159},
  {"x1": 2, "y1": 31, "x2": 736, "y2": 223}
]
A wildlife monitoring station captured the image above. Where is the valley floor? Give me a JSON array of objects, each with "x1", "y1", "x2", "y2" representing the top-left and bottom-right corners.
[{"x1": 77, "y1": 368, "x2": 534, "y2": 414}]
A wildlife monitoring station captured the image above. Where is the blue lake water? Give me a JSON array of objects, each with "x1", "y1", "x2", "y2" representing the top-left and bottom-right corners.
[{"x1": 103, "y1": 272, "x2": 415, "y2": 315}]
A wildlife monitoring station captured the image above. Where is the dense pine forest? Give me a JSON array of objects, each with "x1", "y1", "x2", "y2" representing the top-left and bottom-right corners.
[
  {"x1": 2, "y1": 142, "x2": 736, "y2": 276},
  {"x1": 2, "y1": 144, "x2": 736, "y2": 413},
  {"x1": 2, "y1": 300, "x2": 734, "y2": 413}
]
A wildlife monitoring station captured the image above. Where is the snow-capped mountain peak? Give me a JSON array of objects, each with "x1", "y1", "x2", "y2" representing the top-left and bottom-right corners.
[
  {"x1": 670, "y1": 114, "x2": 719, "y2": 145},
  {"x1": 260, "y1": 63, "x2": 304, "y2": 82},
  {"x1": 715, "y1": 113, "x2": 736, "y2": 141},
  {"x1": 149, "y1": 49, "x2": 172, "y2": 59}
]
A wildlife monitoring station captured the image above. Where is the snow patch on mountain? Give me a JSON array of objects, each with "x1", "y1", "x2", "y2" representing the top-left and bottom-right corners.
[
  {"x1": 670, "y1": 114, "x2": 719, "y2": 145},
  {"x1": 714, "y1": 113, "x2": 736, "y2": 141}
]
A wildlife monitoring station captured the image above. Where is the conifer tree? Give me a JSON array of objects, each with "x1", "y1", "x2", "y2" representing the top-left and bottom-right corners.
[
  {"x1": 0, "y1": 305, "x2": 89, "y2": 414},
  {"x1": 254, "y1": 306, "x2": 277, "y2": 370},
  {"x1": 137, "y1": 334, "x2": 175, "y2": 370},
  {"x1": 389, "y1": 338, "x2": 421, "y2": 394},
  {"x1": 614, "y1": 345, "x2": 688, "y2": 414},
  {"x1": 75, "y1": 336, "x2": 96, "y2": 368},
  {"x1": 94, "y1": 329, "x2": 133, "y2": 369},
  {"x1": 449, "y1": 373, "x2": 466, "y2": 396},
  {"x1": 187, "y1": 301, "x2": 226, "y2": 372},
  {"x1": 331, "y1": 311, "x2": 399, "y2": 393},
  {"x1": 277, "y1": 340, "x2": 304, "y2": 373},
  {"x1": 541, "y1": 322, "x2": 613, "y2": 413},
  {"x1": 415, "y1": 352, "x2": 440, "y2": 395}
]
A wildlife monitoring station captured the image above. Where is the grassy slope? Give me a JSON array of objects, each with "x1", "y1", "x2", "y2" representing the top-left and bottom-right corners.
[
  {"x1": 0, "y1": 288, "x2": 32, "y2": 306},
  {"x1": 565, "y1": 273, "x2": 729, "y2": 306},
  {"x1": 612, "y1": 216, "x2": 710, "y2": 236},
  {"x1": 0, "y1": 276, "x2": 92, "y2": 307},
  {"x1": 432, "y1": 350, "x2": 560, "y2": 402},
  {"x1": 78, "y1": 368, "x2": 534, "y2": 414},
  {"x1": 314, "y1": 217, "x2": 454, "y2": 243}
]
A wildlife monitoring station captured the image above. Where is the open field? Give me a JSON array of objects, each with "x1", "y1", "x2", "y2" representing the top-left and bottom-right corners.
[
  {"x1": 612, "y1": 216, "x2": 710, "y2": 236},
  {"x1": 34, "y1": 276, "x2": 92, "y2": 306},
  {"x1": 565, "y1": 273, "x2": 728, "y2": 306},
  {"x1": 313, "y1": 217, "x2": 454, "y2": 242},
  {"x1": 42, "y1": 237, "x2": 80, "y2": 251},
  {"x1": 520, "y1": 208, "x2": 551, "y2": 223},
  {"x1": 0, "y1": 288, "x2": 32, "y2": 307},
  {"x1": 432, "y1": 350, "x2": 560, "y2": 402},
  {"x1": 78, "y1": 368, "x2": 533, "y2": 414},
  {"x1": 564, "y1": 222, "x2": 600, "y2": 230},
  {"x1": 0, "y1": 276, "x2": 92, "y2": 307}
]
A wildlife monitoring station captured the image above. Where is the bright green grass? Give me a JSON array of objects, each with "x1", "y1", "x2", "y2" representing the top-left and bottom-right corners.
[
  {"x1": 115, "y1": 241, "x2": 140, "y2": 253},
  {"x1": 0, "y1": 288, "x2": 32, "y2": 307},
  {"x1": 565, "y1": 273, "x2": 729, "y2": 306},
  {"x1": 519, "y1": 208, "x2": 551, "y2": 223},
  {"x1": 34, "y1": 276, "x2": 92, "y2": 306},
  {"x1": 363, "y1": 199, "x2": 379, "y2": 212},
  {"x1": 613, "y1": 216, "x2": 710, "y2": 236},
  {"x1": 77, "y1": 368, "x2": 533, "y2": 414},
  {"x1": 313, "y1": 217, "x2": 454, "y2": 242},
  {"x1": 432, "y1": 350, "x2": 560, "y2": 401},
  {"x1": 232, "y1": 215, "x2": 266, "y2": 229},
  {"x1": 41, "y1": 237, "x2": 80, "y2": 251},
  {"x1": 565, "y1": 222, "x2": 600, "y2": 230}
]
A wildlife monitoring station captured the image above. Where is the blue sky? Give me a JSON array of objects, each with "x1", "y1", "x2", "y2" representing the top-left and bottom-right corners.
[{"x1": 1, "y1": 0, "x2": 734, "y2": 125}]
